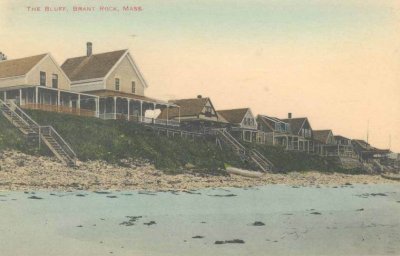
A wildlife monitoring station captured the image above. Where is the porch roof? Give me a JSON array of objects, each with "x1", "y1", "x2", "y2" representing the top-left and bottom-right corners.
[
  {"x1": 83, "y1": 89, "x2": 176, "y2": 106},
  {"x1": 0, "y1": 85, "x2": 99, "y2": 98}
]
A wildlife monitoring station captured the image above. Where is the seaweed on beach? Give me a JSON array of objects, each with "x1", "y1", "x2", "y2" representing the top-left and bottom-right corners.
[
  {"x1": 251, "y1": 221, "x2": 266, "y2": 226},
  {"x1": 119, "y1": 216, "x2": 142, "y2": 226},
  {"x1": 208, "y1": 194, "x2": 237, "y2": 197},
  {"x1": 215, "y1": 239, "x2": 245, "y2": 245},
  {"x1": 94, "y1": 191, "x2": 111, "y2": 195},
  {"x1": 355, "y1": 193, "x2": 388, "y2": 198},
  {"x1": 106, "y1": 195, "x2": 118, "y2": 198},
  {"x1": 138, "y1": 191, "x2": 157, "y2": 196},
  {"x1": 192, "y1": 236, "x2": 204, "y2": 239}
]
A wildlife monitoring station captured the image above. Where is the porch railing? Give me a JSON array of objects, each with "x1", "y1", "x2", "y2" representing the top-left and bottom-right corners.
[
  {"x1": 22, "y1": 103, "x2": 96, "y2": 117},
  {"x1": 98, "y1": 112, "x2": 180, "y2": 127}
]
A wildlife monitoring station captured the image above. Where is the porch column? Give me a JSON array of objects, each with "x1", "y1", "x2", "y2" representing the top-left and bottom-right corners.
[
  {"x1": 166, "y1": 105, "x2": 169, "y2": 125},
  {"x1": 127, "y1": 99, "x2": 130, "y2": 121},
  {"x1": 57, "y1": 90, "x2": 61, "y2": 111},
  {"x1": 35, "y1": 87, "x2": 38, "y2": 104},
  {"x1": 95, "y1": 97, "x2": 99, "y2": 118},
  {"x1": 77, "y1": 94, "x2": 81, "y2": 109},
  {"x1": 153, "y1": 103, "x2": 156, "y2": 124},
  {"x1": 140, "y1": 100, "x2": 143, "y2": 122},
  {"x1": 113, "y1": 96, "x2": 117, "y2": 120},
  {"x1": 19, "y1": 89, "x2": 22, "y2": 106}
]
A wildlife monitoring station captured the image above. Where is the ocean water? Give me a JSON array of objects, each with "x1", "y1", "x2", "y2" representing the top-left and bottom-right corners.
[{"x1": 0, "y1": 184, "x2": 399, "y2": 256}]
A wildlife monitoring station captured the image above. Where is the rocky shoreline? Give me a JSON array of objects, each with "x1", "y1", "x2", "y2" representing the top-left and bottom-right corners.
[{"x1": 0, "y1": 150, "x2": 398, "y2": 191}]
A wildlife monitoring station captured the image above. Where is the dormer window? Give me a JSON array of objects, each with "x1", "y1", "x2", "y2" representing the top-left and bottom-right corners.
[
  {"x1": 204, "y1": 106, "x2": 212, "y2": 117},
  {"x1": 40, "y1": 71, "x2": 46, "y2": 86},
  {"x1": 115, "y1": 78, "x2": 120, "y2": 91}
]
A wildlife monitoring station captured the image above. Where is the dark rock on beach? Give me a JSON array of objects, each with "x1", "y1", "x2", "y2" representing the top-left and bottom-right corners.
[
  {"x1": 252, "y1": 221, "x2": 265, "y2": 226},
  {"x1": 310, "y1": 212, "x2": 322, "y2": 215},
  {"x1": 192, "y1": 236, "x2": 204, "y2": 239},
  {"x1": 107, "y1": 195, "x2": 118, "y2": 198},
  {"x1": 143, "y1": 221, "x2": 156, "y2": 226},
  {"x1": 27, "y1": 196, "x2": 43, "y2": 200}
]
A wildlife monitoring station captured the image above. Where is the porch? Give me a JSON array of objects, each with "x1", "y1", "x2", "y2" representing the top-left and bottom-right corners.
[
  {"x1": 0, "y1": 86, "x2": 99, "y2": 117},
  {"x1": 89, "y1": 90, "x2": 180, "y2": 127},
  {"x1": 230, "y1": 127, "x2": 258, "y2": 143}
]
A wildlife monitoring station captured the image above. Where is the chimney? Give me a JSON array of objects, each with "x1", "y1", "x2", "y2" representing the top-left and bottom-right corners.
[
  {"x1": 197, "y1": 95, "x2": 202, "y2": 99},
  {"x1": 288, "y1": 112, "x2": 292, "y2": 119},
  {"x1": 86, "y1": 42, "x2": 92, "y2": 57}
]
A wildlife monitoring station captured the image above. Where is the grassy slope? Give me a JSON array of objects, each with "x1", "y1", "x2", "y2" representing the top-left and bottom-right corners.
[
  {"x1": 0, "y1": 110, "x2": 353, "y2": 173},
  {"x1": 24, "y1": 110, "x2": 249, "y2": 172},
  {"x1": 0, "y1": 114, "x2": 32, "y2": 153}
]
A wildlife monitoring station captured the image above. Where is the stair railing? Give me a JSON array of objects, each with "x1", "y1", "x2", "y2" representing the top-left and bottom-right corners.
[
  {"x1": 40, "y1": 125, "x2": 77, "y2": 165},
  {"x1": 251, "y1": 149, "x2": 274, "y2": 169},
  {"x1": 2, "y1": 100, "x2": 40, "y2": 132}
]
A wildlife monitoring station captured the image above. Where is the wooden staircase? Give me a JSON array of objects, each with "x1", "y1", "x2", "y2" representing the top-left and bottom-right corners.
[
  {"x1": 0, "y1": 99, "x2": 77, "y2": 166},
  {"x1": 213, "y1": 128, "x2": 274, "y2": 172}
]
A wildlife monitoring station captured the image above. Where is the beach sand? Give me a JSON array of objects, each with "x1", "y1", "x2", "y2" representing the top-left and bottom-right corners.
[{"x1": 0, "y1": 150, "x2": 398, "y2": 191}]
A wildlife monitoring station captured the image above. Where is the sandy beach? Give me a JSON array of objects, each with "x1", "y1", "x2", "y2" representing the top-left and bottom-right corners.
[{"x1": 0, "y1": 150, "x2": 398, "y2": 191}]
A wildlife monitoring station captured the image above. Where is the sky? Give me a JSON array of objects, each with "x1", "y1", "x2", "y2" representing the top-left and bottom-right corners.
[{"x1": 0, "y1": 0, "x2": 399, "y2": 152}]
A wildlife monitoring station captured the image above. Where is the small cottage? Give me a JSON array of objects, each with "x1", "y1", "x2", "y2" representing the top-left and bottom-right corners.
[
  {"x1": 217, "y1": 108, "x2": 257, "y2": 142},
  {"x1": 158, "y1": 95, "x2": 227, "y2": 132}
]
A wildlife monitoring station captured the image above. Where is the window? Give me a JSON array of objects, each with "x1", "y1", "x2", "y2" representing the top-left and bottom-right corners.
[
  {"x1": 40, "y1": 71, "x2": 46, "y2": 86},
  {"x1": 115, "y1": 78, "x2": 120, "y2": 91},
  {"x1": 131, "y1": 81, "x2": 136, "y2": 94},
  {"x1": 204, "y1": 106, "x2": 212, "y2": 117},
  {"x1": 52, "y1": 74, "x2": 58, "y2": 88}
]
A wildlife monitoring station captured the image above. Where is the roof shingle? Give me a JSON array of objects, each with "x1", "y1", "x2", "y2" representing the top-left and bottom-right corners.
[
  {"x1": 281, "y1": 117, "x2": 308, "y2": 135},
  {"x1": 61, "y1": 50, "x2": 126, "y2": 81},
  {"x1": 0, "y1": 54, "x2": 47, "y2": 79},
  {"x1": 217, "y1": 108, "x2": 249, "y2": 124},
  {"x1": 313, "y1": 130, "x2": 332, "y2": 144}
]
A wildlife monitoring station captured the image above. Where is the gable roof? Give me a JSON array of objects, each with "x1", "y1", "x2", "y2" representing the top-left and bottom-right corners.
[
  {"x1": 334, "y1": 135, "x2": 351, "y2": 141},
  {"x1": 313, "y1": 130, "x2": 333, "y2": 144},
  {"x1": 158, "y1": 97, "x2": 211, "y2": 119},
  {"x1": 217, "y1": 108, "x2": 250, "y2": 124},
  {"x1": 61, "y1": 50, "x2": 127, "y2": 82},
  {"x1": 257, "y1": 115, "x2": 275, "y2": 132},
  {"x1": 0, "y1": 54, "x2": 47, "y2": 79},
  {"x1": 257, "y1": 115, "x2": 290, "y2": 132},
  {"x1": 281, "y1": 117, "x2": 309, "y2": 135}
]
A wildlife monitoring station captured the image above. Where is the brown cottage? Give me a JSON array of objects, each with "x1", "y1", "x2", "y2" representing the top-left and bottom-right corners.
[
  {"x1": 158, "y1": 96, "x2": 226, "y2": 132},
  {"x1": 217, "y1": 108, "x2": 258, "y2": 142}
]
